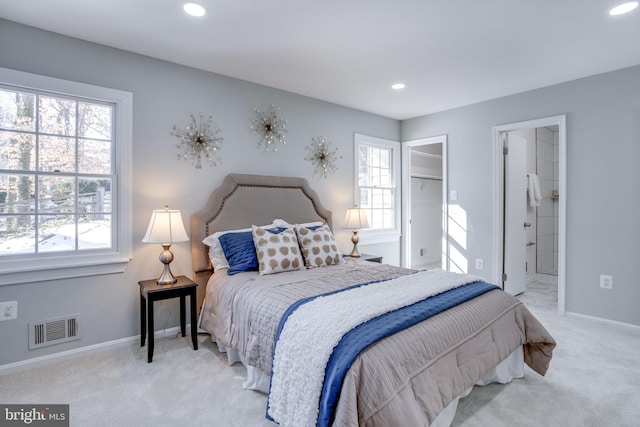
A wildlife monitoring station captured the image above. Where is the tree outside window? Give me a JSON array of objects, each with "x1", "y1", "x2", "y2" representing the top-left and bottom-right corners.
[
  {"x1": 358, "y1": 144, "x2": 395, "y2": 230},
  {"x1": 354, "y1": 133, "x2": 400, "y2": 244},
  {"x1": 0, "y1": 87, "x2": 114, "y2": 255}
]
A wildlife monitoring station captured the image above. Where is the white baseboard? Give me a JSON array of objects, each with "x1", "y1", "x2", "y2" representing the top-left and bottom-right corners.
[
  {"x1": 0, "y1": 325, "x2": 187, "y2": 376},
  {"x1": 565, "y1": 311, "x2": 640, "y2": 331},
  {"x1": 5, "y1": 311, "x2": 637, "y2": 376}
]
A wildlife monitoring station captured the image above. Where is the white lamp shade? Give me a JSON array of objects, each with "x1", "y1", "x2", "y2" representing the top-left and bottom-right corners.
[
  {"x1": 344, "y1": 207, "x2": 370, "y2": 229},
  {"x1": 142, "y1": 207, "x2": 189, "y2": 244}
]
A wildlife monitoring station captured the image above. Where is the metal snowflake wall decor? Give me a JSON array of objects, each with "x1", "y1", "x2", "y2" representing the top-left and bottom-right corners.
[
  {"x1": 170, "y1": 114, "x2": 223, "y2": 169},
  {"x1": 250, "y1": 104, "x2": 287, "y2": 152},
  {"x1": 304, "y1": 136, "x2": 341, "y2": 179}
]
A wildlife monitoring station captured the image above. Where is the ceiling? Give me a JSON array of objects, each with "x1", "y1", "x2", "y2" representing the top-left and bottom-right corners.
[{"x1": 2, "y1": 0, "x2": 639, "y2": 120}]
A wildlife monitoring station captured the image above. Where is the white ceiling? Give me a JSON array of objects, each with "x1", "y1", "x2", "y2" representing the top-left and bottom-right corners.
[{"x1": 2, "y1": 0, "x2": 639, "y2": 120}]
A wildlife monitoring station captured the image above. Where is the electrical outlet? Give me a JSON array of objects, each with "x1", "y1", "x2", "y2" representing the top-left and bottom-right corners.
[
  {"x1": 600, "y1": 275, "x2": 613, "y2": 290},
  {"x1": 0, "y1": 301, "x2": 18, "y2": 321},
  {"x1": 475, "y1": 259, "x2": 484, "y2": 270}
]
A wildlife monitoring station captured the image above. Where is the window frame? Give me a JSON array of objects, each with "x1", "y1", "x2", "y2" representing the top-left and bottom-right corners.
[
  {"x1": 0, "y1": 67, "x2": 132, "y2": 286},
  {"x1": 353, "y1": 133, "x2": 401, "y2": 245}
]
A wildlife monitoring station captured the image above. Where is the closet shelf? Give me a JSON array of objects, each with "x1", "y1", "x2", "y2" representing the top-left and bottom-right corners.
[
  {"x1": 411, "y1": 151, "x2": 442, "y2": 160},
  {"x1": 411, "y1": 174, "x2": 442, "y2": 181}
]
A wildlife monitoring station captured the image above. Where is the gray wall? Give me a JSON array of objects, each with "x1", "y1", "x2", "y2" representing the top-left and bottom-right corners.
[
  {"x1": 2, "y1": 17, "x2": 638, "y2": 368},
  {"x1": 0, "y1": 19, "x2": 400, "y2": 366},
  {"x1": 402, "y1": 66, "x2": 640, "y2": 326}
]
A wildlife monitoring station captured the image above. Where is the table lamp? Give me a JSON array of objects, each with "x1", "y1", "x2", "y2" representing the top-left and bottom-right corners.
[
  {"x1": 344, "y1": 206, "x2": 369, "y2": 257},
  {"x1": 142, "y1": 205, "x2": 189, "y2": 284}
]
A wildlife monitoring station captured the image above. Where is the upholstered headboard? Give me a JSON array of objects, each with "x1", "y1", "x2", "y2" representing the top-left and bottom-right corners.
[{"x1": 191, "y1": 174, "x2": 333, "y2": 309}]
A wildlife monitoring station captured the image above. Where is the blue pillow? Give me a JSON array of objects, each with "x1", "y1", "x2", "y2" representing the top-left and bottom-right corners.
[
  {"x1": 218, "y1": 227, "x2": 290, "y2": 275},
  {"x1": 218, "y1": 231, "x2": 257, "y2": 275}
]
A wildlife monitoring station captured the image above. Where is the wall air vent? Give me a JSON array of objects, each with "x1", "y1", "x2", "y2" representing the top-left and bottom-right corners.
[{"x1": 29, "y1": 314, "x2": 80, "y2": 350}]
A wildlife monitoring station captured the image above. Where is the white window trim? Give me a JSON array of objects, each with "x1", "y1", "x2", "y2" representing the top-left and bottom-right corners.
[
  {"x1": 353, "y1": 133, "x2": 401, "y2": 245},
  {"x1": 0, "y1": 67, "x2": 132, "y2": 286}
]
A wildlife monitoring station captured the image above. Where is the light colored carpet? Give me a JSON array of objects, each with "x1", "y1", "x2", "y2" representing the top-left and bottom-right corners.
[{"x1": 1, "y1": 281, "x2": 639, "y2": 427}]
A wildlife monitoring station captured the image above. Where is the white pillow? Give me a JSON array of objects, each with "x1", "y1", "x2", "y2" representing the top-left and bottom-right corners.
[{"x1": 203, "y1": 223, "x2": 271, "y2": 271}]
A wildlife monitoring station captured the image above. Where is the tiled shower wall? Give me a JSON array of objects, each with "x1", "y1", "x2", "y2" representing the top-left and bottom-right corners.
[{"x1": 536, "y1": 127, "x2": 559, "y2": 276}]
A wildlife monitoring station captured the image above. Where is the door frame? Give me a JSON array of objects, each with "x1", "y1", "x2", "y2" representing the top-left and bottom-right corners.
[
  {"x1": 492, "y1": 115, "x2": 567, "y2": 314},
  {"x1": 401, "y1": 134, "x2": 448, "y2": 270}
]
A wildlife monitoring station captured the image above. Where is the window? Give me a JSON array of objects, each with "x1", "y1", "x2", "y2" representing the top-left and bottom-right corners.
[
  {"x1": 354, "y1": 133, "x2": 400, "y2": 243},
  {"x1": 0, "y1": 67, "x2": 132, "y2": 285}
]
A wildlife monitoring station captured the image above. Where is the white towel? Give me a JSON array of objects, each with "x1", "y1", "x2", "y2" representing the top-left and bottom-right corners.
[{"x1": 527, "y1": 173, "x2": 542, "y2": 207}]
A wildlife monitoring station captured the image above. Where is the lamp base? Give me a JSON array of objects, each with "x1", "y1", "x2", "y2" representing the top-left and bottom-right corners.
[
  {"x1": 157, "y1": 244, "x2": 178, "y2": 285},
  {"x1": 157, "y1": 265, "x2": 177, "y2": 285},
  {"x1": 349, "y1": 229, "x2": 361, "y2": 257}
]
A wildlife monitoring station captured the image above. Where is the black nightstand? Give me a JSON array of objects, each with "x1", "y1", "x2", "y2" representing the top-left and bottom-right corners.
[
  {"x1": 345, "y1": 254, "x2": 383, "y2": 263},
  {"x1": 138, "y1": 275, "x2": 198, "y2": 363}
]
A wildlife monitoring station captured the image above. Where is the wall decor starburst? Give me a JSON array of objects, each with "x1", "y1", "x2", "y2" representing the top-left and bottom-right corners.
[
  {"x1": 250, "y1": 104, "x2": 287, "y2": 152},
  {"x1": 170, "y1": 114, "x2": 223, "y2": 169},
  {"x1": 305, "y1": 136, "x2": 341, "y2": 179}
]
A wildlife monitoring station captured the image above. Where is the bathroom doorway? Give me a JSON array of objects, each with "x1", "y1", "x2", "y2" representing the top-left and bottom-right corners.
[{"x1": 493, "y1": 116, "x2": 566, "y2": 314}]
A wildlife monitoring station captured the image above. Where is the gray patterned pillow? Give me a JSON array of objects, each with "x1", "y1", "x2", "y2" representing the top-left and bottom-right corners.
[
  {"x1": 295, "y1": 223, "x2": 343, "y2": 268},
  {"x1": 252, "y1": 225, "x2": 304, "y2": 275}
]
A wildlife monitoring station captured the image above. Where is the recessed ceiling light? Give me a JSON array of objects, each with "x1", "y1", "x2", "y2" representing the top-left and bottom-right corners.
[
  {"x1": 609, "y1": 1, "x2": 638, "y2": 15},
  {"x1": 183, "y1": 2, "x2": 207, "y2": 17},
  {"x1": 391, "y1": 83, "x2": 406, "y2": 90}
]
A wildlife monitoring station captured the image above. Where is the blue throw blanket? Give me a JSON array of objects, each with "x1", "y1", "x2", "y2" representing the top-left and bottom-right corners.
[{"x1": 318, "y1": 280, "x2": 499, "y2": 427}]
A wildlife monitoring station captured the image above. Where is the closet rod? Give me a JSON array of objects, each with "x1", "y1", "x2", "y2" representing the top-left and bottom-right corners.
[{"x1": 411, "y1": 175, "x2": 442, "y2": 181}]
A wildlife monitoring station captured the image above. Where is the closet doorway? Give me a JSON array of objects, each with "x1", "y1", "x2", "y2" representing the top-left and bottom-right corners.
[
  {"x1": 493, "y1": 115, "x2": 566, "y2": 314},
  {"x1": 401, "y1": 135, "x2": 448, "y2": 270}
]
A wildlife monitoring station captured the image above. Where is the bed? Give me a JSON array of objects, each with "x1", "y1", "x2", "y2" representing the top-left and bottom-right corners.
[{"x1": 192, "y1": 173, "x2": 556, "y2": 427}]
